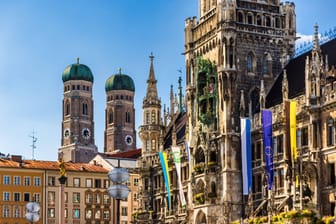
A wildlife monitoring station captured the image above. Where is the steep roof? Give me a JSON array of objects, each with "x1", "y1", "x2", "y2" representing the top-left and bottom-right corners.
[
  {"x1": 163, "y1": 112, "x2": 187, "y2": 149},
  {"x1": 266, "y1": 38, "x2": 336, "y2": 108},
  {"x1": 103, "y1": 149, "x2": 141, "y2": 159}
]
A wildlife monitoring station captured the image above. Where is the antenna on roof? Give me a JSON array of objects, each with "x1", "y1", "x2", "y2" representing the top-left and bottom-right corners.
[{"x1": 29, "y1": 130, "x2": 37, "y2": 160}]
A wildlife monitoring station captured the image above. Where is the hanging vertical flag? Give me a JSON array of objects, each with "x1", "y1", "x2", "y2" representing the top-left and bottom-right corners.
[
  {"x1": 290, "y1": 101, "x2": 297, "y2": 163},
  {"x1": 159, "y1": 151, "x2": 171, "y2": 210},
  {"x1": 262, "y1": 110, "x2": 274, "y2": 190},
  {"x1": 284, "y1": 101, "x2": 292, "y2": 168},
  {"x1": 185, "y1": 141, "x2": 190, "y2": 164},
  {"x1": 172, "y1": 146, "x2": 187, "y2": 207},
  {"x1": 241, "y1": 118, "x2": 252, "y2": 195}
]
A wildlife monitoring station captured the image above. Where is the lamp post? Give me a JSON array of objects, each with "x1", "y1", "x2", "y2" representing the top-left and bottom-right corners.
[
  {"x1": 25, "y1": 201, "x2": 40, "y2": 224},
  {"x1": 108, "y1": 160, "x2": 130, "y2": 224},
  {"x1": 58, "y1": 158, "x2": 67, "y2": 224}
]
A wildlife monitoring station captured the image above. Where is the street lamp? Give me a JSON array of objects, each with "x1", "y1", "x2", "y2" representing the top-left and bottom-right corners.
[
  {"x1": 108, "y1": 160, "x2": 130, "y2": 224},
  {"x1": 25, "y1": 202, "x2": 40, "y2": 224}
]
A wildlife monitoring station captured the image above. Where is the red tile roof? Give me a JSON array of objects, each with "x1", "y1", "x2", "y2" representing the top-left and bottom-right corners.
[
  {"x1": 103, "y1": 148, "x2": 141, "y2": 159},
  {"x1": 0, "y1": 159, "x2": 108, "y2": 173}
]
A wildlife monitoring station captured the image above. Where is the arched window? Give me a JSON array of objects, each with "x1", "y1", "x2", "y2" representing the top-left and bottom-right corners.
[
  {"x1": 256, "y1": 15, "x2": 262, "y2": 26},
  {"x1": 229, "y1": 38, "x2": 234, "y2": 68},
  {"x1": 146, "y1": 140, "x2": 150, "y2": 152},
  {"x1": 151, "y1": 139, "x2": 156, "y2": 151},
  {"x1": 247, "y1": 52, "x2": 254, "y2": 73},
  {"x1": 108, "y1": 110, "x2": 113, "y2": 124},
  {"x1": 275, "y1": 17, "x2": 281, "y2": 28},
  {"x1": 250, "y1": 88, "x2": 260, "y2": 113},
  {"x1": 65, "y1": 101, "x2": 70, "y2": 116},
  {"x1": 82, "y1": 103, "x2": 88, "y2": 115},
  {"x1": 151, "y1": 110, "x2": 156, "y2": 124},
  {"x1": 263, "y1": 56, "x2": 268, "y2": 75},
  {"x1": 145, "y1": 112, "x2": 150, "y2": 125},
  {"x1": 327, "y1": 117, "x2": 335, "y2": 146},
  {"x1": 238, "y1": 12, "x2": 244, "y2": 23},
  {"x1": 266, "y1": 16, "x2": 271, "y2": 27},
  {"x1": 126, "y1": 111, "x2": 130, "y2": 123},
  {"x1": 247, "y1": 13, "x2": 253, "y2": 25}
]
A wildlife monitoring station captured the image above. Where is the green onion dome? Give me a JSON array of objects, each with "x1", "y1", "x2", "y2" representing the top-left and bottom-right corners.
[
  {"x1": 105, "y1": 71, "x2": 135, "y2": 92},
  {"x1": 62, "y1": 59, "x2": 94, "y2": 83}
]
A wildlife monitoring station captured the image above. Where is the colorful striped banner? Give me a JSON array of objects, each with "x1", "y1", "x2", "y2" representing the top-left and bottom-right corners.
[
  {"x1": 172, "y1": 146, "x2": 187, "y2": 207},
  {"x1": 241, "y1": 118, "x2": 252, "y2": 195},
  {"x1": 159, "y1": 151, "x2": 171, "y2": 210}
]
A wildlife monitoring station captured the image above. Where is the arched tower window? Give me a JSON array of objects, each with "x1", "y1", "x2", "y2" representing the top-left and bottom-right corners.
[
  {"x1": 151, "y1": 139, "x2": 156, "y2": 151},
  {"x1": 327, "y1": 117, "x2": 335, "y2": 146},
  {"x1": 145, "y1": 111, "x2": 150, "y2": 125},
  {"x1": 126, "y1": 111, "x2": 131, "y2": 123},
  {"x1": 146, "y1": 140, "x2": 150, "y2": 152},
  {"x1": 82, "y1": 103, "x2": 88, "y2": 115},
  {"x1": 65, "y1": 100, "x2": 70, "y2": 116},
  {"x1": 108, "y1": 110, "x2": 113, "y2": 124},
  {"x1": 151, "y1": 110, "x2": 156, "y2": 124}
]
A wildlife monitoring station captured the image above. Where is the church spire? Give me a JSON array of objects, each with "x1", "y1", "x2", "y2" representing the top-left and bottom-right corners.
[
  {"x1": 313, "y1": 23, "x2": 320, "y2": 51},
  {"x1": 144, "y1": 53, "x2": 159, "y2": 104}
]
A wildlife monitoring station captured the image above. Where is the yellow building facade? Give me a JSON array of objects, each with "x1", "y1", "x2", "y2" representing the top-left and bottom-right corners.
[{"x1": 0, "y1": 156, "x2": 111, "y2": 224}]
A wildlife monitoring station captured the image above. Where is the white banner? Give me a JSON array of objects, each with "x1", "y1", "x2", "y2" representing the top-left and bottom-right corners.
[{"x1": 172, "y1": 146, "x2": 187, "y2": 207}]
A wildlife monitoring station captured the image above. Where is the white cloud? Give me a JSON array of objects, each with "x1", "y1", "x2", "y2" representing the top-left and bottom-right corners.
[{"x1": 296, "y1": 33, "x2": 314, "y2": 47}]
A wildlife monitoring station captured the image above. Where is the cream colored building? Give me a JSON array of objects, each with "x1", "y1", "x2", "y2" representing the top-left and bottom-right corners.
[{"x1": 91, "y1": 150, "x2": 141, "y2": 224}]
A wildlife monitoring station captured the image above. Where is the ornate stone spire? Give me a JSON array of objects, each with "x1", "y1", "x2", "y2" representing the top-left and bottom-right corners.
[
  {"x1": 313, "y1": 23, "x2": 320, "y2": 52},
  {"x1": 170, "y1": 85, "x2": 174, "y2": 117},
  {"x1": 260, "y1": 80, "x2": 265, "y2": 109},
  {"x1": 144, "y1": 53, "x2": 160, "y2": 105},
  {"x1": 282, "y1": 69, "x2": 288, "y2": 101},
  {"x1": 178, "y1": 76, "x2": 183, "y2": 112},
  {"x1": 239, "y1": 90, "x2": 245, "y2": 117}
]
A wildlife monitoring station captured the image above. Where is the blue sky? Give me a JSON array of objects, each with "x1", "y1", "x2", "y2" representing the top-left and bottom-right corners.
[{"x1": 0, "y1": 0, "x2": 334, "y2": 161}]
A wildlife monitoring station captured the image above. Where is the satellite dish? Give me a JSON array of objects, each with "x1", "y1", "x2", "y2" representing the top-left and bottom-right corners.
[
  {"x1": 25, "y1": 212, "x2": 40, "y2": 222},
  {"x1": 26, "y1": 202, "x2": 40, "y2": 212}
]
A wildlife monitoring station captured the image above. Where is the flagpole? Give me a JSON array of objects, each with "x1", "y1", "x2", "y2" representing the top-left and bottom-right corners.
[{"x1": 299, "y1": 150, "x2": 303, "y2": 210}]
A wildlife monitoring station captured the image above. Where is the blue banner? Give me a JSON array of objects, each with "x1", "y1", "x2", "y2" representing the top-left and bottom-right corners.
[{"x1": 262, "y1": 110, "x2": 274, "y2": 190}]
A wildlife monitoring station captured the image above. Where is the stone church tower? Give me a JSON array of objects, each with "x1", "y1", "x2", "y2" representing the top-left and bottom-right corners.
[
  {"x1": 184, "y1": 0, "x2": 296, "y2": 222},
  {"x1": 138, "y1": 54, "x2": 164, "y2": 210},
  {"x1": 104, "y1": 69, "x2": 136, "y2": 153},
  {"x1": 58, "y1": 59, "x2": 98, "y2": 163}
]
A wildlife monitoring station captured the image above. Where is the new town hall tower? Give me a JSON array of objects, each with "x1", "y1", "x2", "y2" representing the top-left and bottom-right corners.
[
  {"x1": 184, "y1": 0, "x2": 295, "y2": 222},
  {"x1": 137, "y1": 0, "x2": 296, "y2": 223}
]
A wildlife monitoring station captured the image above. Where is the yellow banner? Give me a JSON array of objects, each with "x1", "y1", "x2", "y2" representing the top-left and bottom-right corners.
[{"x1": 290, "y1": 101, "x2": 297, "y2": 162}]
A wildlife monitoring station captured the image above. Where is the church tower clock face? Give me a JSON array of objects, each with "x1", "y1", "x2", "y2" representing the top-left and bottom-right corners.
[
  {"x1": 82, "y1": 128, "x2": 91, "y2": 140},
  {"x1": 125, "y1": 135, "x2": 133, "y2": 146},
  {"x1": 64, "y1": 128, "x2": 70, "y2": 139}
]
